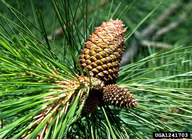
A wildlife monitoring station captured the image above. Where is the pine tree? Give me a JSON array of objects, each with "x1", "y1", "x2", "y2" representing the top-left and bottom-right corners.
[{"x1": 0, "y1": 0, "x2": 192, "y2": 138}]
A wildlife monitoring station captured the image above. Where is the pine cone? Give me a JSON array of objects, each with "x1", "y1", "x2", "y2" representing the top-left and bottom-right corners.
[
  {"x1": 102, "y1": 85, "x2": 137, "y2": 109},
  {"x1": 79, "y1": 91, "x2": 99, "y2": 116},
  {"x1": 78, "y1": 19, "x2": 126, "y2": 85}
]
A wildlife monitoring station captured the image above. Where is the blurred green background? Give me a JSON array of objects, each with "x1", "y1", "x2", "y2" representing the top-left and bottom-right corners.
[{"x1": 1, "y1": 0, "x2": 192, "y2": 61}]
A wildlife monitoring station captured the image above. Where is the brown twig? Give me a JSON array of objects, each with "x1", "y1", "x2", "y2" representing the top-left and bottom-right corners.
[
  {"x1": 121, "y1": 41, "x2": 140, "y2": 66},
  {"x1": 154, "y1": 2, "x2": 192, "y2": 37},
  {"x1": 141, "y1": 2, "x2": 181, "y2": 38},
  {"x1": 121, "y1": 0, "x2": 192, "y2": 66},
  {"x1": 141, "y1": 40, "x2": 173, "y2": 48}
]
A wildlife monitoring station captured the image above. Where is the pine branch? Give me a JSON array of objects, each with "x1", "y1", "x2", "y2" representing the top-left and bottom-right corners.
[
  {"x1": 121, "y1": 0, "x2": 192, "y2": 66},
  {"x1": 141, "y1": 40, "x2": 173, "y2": 48},
  {"x1": 154, "y1": 2, "x2": 192, "y2": 37},
  {"x1": 1, "y1": 1, "x2": 192, "y2": 138},
  {"x1": 141, "y1": 1, "x2": 181, "y2": 38}
]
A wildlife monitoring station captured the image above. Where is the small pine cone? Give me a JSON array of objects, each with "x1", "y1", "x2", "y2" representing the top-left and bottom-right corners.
[
  {"x1": 78, "y1": 19, "x2": 126, "y2": 85},
  {"x1": 79, "y1": 91, "x2": 99, "y2": 116},
  {"x1": 102, "y1": 85, "x2": 137, "y2": 109}
]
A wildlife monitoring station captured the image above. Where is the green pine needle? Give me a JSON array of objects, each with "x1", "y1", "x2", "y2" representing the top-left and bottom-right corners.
[{"x1": 0, "y1": 0, "x2": 192, "y2": 138}]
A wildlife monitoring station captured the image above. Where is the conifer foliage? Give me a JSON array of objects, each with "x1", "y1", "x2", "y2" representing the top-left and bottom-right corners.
[{"x1": 0, "y1": 0, "x2": 192, "y2": 139}]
